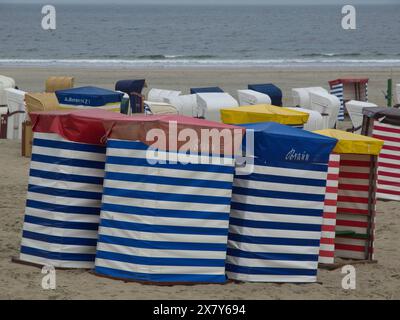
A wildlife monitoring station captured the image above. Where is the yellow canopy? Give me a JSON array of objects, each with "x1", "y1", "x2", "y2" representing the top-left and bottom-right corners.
[
  {"x1": 314, "y1": 129, "x2": 384, "y2": 156},
  {"x1": 220, "y1": 104, "x2": 310, "y2": 125}
]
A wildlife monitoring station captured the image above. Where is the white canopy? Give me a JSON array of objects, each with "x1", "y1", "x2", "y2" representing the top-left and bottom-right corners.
[
  {"x1": 147, "y1": 88, "x2": 181, "y2": 103},
  {"x1": 287, "y1": 107, "x2": 325, "y2": 131},
  {"x1": 144, "y1": 101, "x2": 178, "y2": 115},
  {"x1": 196, "y1": 92, "x2": 239, "y2": 122},
  {"x1": 346, "y1": 100, "x2": 378, "y2": 133},
  {"x1": 396, "y1": 84, "x2": 400, "y2": 104},
  {"x1": 292, "y1": 87, "x2": 328, "y2": 109},
  {"x1": 165, "y1": 94, "x2": 197, "y2": 117},
  {"x1": 5, "y1": 88, "x2": 26, "y2": 140},
  {"x1": 309, "y1": 92, "x2": 340, "y2": 129},
  {"x1": 237, "y1": 89, "x2": 271, "y2": 106},
  {"x1": 0, "y1": 75, "x2": 16, "y2": 106}
]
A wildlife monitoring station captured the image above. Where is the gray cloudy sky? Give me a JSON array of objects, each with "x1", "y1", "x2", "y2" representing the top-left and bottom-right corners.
[{"x1": 0, "y1": 0, "x2": 397, "y2": 4}]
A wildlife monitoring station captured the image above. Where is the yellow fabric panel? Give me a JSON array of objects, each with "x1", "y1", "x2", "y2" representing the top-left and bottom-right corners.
[
  {"x1": 314, "y1": 129, "x2": 384, "y2": 155},
  {"x1": 220, "y1": 104, "x2": 310, "y2": 125}
]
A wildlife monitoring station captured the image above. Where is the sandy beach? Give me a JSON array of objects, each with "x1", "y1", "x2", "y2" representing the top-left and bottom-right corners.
[{"x1": 0, "y1": 66, "x2": 399, "y2": 299}]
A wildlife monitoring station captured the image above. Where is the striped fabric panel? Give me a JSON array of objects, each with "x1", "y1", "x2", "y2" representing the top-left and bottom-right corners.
[
  {"x1": 94, "y1": 139, "x2": 235, "y2": 283},
  {"x1": 330, "y1": 84, "x2": 344, "y2": 121},
  {"x1": 372, "y1": 121, "x2": 400, "y2": 201},
  {"x1": 335, "y1": 154, "x2": 375, "y2": 260},
  {"x1": 318, "y1": 154, "x2": 340, "y2": 264},
  {"x1": 19, "y1": 132, "x2": 106, "y2": 268},
  {"x1": 225, "y1": 159, "x2": 329, "y2": 283}
]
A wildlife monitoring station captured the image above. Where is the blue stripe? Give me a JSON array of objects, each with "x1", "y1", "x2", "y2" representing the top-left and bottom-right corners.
[
  {"x1": 24, "y1": 215, "x2": 99, "y2": 231},
  {"x1": 235, "y1": 173, "x2": 327, "y2": 187},
  {"x1": 23, "y1": 230, "x2": 97, "y2": 246},
  {"x1": 28, "y1": 184, "x2": 102, "y2": 200},
  {"x1": 94, "y1": 266, "x2": 227, "y2": 283},
  {"x1": 33, "y1": 138, "x2": 105, "y2": 154},
  {"x1": 31, "y1": 154, "x2": 105, "y2": 170},
  {"x1": 100, "y1": 218, "x2": 228, "y2": 236},
  {"x1": 226, "y1": 263, "x2": 317, "y2": 276},
  {"x1": 102, "y1": 187, "x2": 231, "y2": 205},
  {"x1": 227, "y1": 248, "x2": 319, "y2": 261},
  {"x1": 104, "y1": 171, "x2": 232, "y2": 190},
  {"x1": 27, "y1": 199, "x2": 100, "y2": 215},
  {"x1": 30, "y1": 169, "x2": 104, "y2": 185},
  {"x1": 228, "y1": 233, "x2": 320, "y2": 247},
  {"x1": 230, "y1": 202, "x2": 324, "y2": 217},
  {"x1": 229, "y1": 217, "x2": 322, "y2": 232},
  {"x1": 232, "y1": 186, "x2": 325, "y2": 202},
  {"x1": 254, "y1": 159, "x2": 328, "y2": 172},
  {"x1": 21, "y1": 246, "x2": 95, "y2": 262},
  {"x1": 106, "y1": 155, "x2": 234, "y2": 174},
  {"x1": 98, "y1": 234, "x2": 227, "y2": 251},
  {"x1": 96, "y1": 250, "x2": 225, "y2": 267},
  {"x1": 101, "y1": 203, "x2": 229, "y2": 221}
]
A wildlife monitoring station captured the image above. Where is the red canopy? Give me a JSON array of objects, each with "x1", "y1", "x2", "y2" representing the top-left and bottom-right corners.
[{"x1": 30, "y1": 109, "x2": 244, "y2": 156}]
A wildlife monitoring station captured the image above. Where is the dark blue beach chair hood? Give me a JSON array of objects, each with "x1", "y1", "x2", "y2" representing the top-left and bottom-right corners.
[
  {"x1": 248, "y1": 83, "x2": 283, "y2": 106},
  {"x1": 190, "y1": 86, "x2": 224, "y2": 94}
]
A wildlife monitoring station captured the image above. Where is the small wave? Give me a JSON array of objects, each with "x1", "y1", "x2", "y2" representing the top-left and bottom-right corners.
[
  {"x1": 136, "y1": 54, "x2": 217, "y2": 60},
  {"x1": 301, "y1": 53, "x2": 362, "y2": 58}
]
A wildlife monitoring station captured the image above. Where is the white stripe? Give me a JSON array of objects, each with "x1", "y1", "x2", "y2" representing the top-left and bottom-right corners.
[
  {"x1": 102, "y1": 195, "x2": 230, "y2": 213},
  {"x1": 95, "y1": 258, "x2": 224, "y2": 275},
  {"x1": 25, "y1": 207, "x2": 100, "y2": 224},
  {"x1": 29, "y1": 176, "x2": 103, "y2": 193},
  {"x1": 32, "y1": 146, "x2": 106, "y2": 162},
  {"x1": 226, "y1": 272, "x2": 316, "y2": 283},
  {"x1": 27, "y1": 192, "x2": 101, "y2": 208},
  {"x1": 23, "y1": 222, "x2": 99, "y2": 238},
  {"x1": 19, "y1": 253, "x2": 94, "y2": 268},
  {"x1": 96, "y1": 242, "x2": 226, "y2": 260},
  {"x1": 230, "y1": 209, "x2": 322, "y2": 225},
  {"x1": 104, "y1": 179, "x2": 231, "y2": 197},
  {"x1": 229, "y1": 225, "x2": 322, "y2": 240},
  {"x1": 105, "y1": 163, "x2": 233, "y2": 182},
  {"x1": 21, "y1": 238, "x2": 96, "y2": 254},
  {"x1": 228, "y1": 240, "x2": 320, "y2": 255},
  {"x1": 30, "y1": 161, "x2": 105, "y2": 177},
  {"x1": 226, "y1": 256, "x2": 317, "y2": 269},
  {"x1": 232, "y1": 194, "x2": 324, "y2": 210},
  {"x1": 99, "y1": 226, "x2": 227, "y2": 244},
  {"x1": 100, "y1": 211, "x2": 229, "y2": 229},
  {"x1": 252, "y1": 165, "x2": 327, "y2": 180}
]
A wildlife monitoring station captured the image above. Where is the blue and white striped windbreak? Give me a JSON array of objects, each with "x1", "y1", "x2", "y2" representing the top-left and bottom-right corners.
[
  {"x1": 19, "y1": 132, "x2": 106, "y2": 268},
  {"x1": 330, "y1": 83, "x2": 345, "y2": 121},
  {"x1": 94, "y1": 140, "x2": 235, "y2": 283},
  {"x1": 225, "y1": 123, "x2": 337, "y2": 283}
]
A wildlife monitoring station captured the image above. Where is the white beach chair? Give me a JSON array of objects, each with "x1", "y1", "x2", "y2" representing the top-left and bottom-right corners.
[
  {"x1": 309, "y1": 92, "x2": 341, "y2": 129},
  {"x1": 287, "y1": 107, "x2": 325, "y2": 131},
  {"x1": 196, "y1": 92, "x2": 239, "y2": 122},
  {"x1": 396, "y1": 84, "x2": 400, "y2": 104},
  {"x1": 147, "y1": 88, "x2": 181, "y2": 103},
  {"x1": 165, "y1": 94, "x2": 198, "y2": 117},
  {"x1": 0, "y1": 75, "x2": 16, "y2": 106},
  {"x1": 5, "y1": 88, "x2": 26, "y2": 140},
  {"x1": 346, "y1": 100, "x2": 378, "y2": 134},
  {"x1": 292, "y1": 87, "x2": 328, "y2": 109},
  {"x1": 237, "y1": 89, "x2": 271, "y2": 106}
]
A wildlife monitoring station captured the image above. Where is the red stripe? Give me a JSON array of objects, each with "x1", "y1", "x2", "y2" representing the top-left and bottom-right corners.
[
  {"x1": 327, "y1": 173, "x2": 339, "y2": 180},
  {"x1": 336, "y1": 219, "x2": 368, "y2": 228},
  {"x1": 377, "y1": 179, "x2": 400, "y2": 188},
  {"x1": 378, "y1": 161, "x2": 400, "y2": 170},
  {"x1": 337, "y1": 195, "x2": 369, "y2": 204},
  {"x1": 377, "y1": 188, "x2": 400, "y2": 196},
  {"x1": 379, "y1": 153, "x2": 400, "y2": 161},
  {"x1": 325, "y1": 186, "x2": 338, "y2": 193},
  {"x1": 340, "y1": 160, "x2": 371, "y2": 167},
  {"x1": 336, "y1": 207, "x2": 369, "y2": 215},
  {"x1": 373, "y1": 124, "x2": 400, "y2": 134},
  {"x1": 323, "y1": 212, "x2": 337, "y2": 219},
  {"x1": 339, "y1": 183, "x2": 369, "y2": 191},
  {"x1": 378, "y1": 170, "x2": 400, "y2": 179},
  {"x1": 373, "y1": 134, "x2": 400, "y2": 143},
  {"x1": 339, "y1": 172, "x2": 370, "y2": 179},
  {"x1": 320, "y1": 238, "x2": 335, "y2": 245},
  {"x1": 328, "y1": 161, "x2": 340, "y2": 168},
  {"x1": 335, "y1": 243, "x2": 368, "y2": 253},
  {"x1": 319, "y1": 250, "x2": 335, "y2": 257},
  {"x1": 321, "y1": 225, "x2": 336, "y2": 232},
  {"x1": 381, "y1": 144, "x2": 400, "y2": 153},
  {"x1": 324, "y1": 199, "x2": 338, "y2": 206}
]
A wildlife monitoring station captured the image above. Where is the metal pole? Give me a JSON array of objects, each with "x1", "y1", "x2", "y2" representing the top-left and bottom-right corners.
[{"x1": 388, "y1": 78, "x2": 393, "y2": 107}]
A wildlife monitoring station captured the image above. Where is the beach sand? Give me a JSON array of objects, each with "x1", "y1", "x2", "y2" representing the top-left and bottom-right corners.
[{"x1": 0, "y1": 66, "x2": 399, "y2": 299}]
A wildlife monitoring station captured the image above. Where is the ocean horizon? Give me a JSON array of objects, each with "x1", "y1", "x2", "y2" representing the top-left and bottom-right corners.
[{"x1": 1, "y1": 3, "x2": 399, "y2": 68}]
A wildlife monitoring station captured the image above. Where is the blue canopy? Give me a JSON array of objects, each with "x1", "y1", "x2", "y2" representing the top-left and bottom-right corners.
[
  {"x1": 56, "y1": 86, "x2": 123, "y2": 107},
  {"x1": 190, "y1": 87, "x2": 224, "y2": 94},
  {"x1": 248, "y1": 83, "x2": 282, "y2": 106},
  {"x1": 241, "y1": 122, "x2": 338, "y2": 164}
]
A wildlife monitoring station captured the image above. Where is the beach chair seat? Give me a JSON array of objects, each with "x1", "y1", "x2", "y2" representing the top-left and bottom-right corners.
[
  {"x1": 0, "y1": 75, "x2": 16, "y2": 106},
  {"x1": 5, "y1": 88, "x2": 26, "y2": 140},
  {"x1": 345, "y1": 100, "x2": 377, "y2": 133},
  {"x1": 165, "y1": 94, "x2": 198, "y2": 117},
  {"x1": 237, "y1": 89, "x2": 271, "y2": 106},
  {"x1": 115, "y1": 79, "x2": 146, "y2": 114},
  {"x1": 45, "y1": 76, "x2": 74, "y2": 93},
  {"x1": 144, "y1": 101, "x2": 178, "y2": 115},
  {"x1": 248, "y1": 83, "x2": 282, "y2": 106},
  {"x1": 147, "y1": 88, "x2": 181, "y2": 102},
  {"x1": 287, "y1": 107, "x2": 325, "y2": 131},
  {"x1": 196, "y1": 92, "x2": 239, "y2": 122}
]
